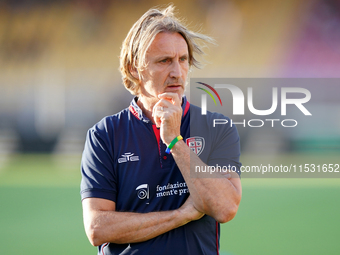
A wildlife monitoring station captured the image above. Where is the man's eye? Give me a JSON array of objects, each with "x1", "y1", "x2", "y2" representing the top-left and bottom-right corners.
[
  {"x1": 180, "y1": 57, "x2": 187, "y2": 62},
  {"x1": 160, "y1": 59, "x2": 169, "y2": 63}
]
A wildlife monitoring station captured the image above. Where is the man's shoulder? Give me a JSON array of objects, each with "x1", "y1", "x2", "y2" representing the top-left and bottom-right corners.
[
  {"x1": 89, "y1": 107, "x2": 131, "y2": 135},
  {"x1": 188, "y1": 103, "x2": 238, "y2": 142}
]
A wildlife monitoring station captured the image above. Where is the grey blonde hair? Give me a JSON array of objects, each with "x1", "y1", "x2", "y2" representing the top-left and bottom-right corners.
[{"x1": 119, "y1": 5, "x2": 213, "y2": 95}]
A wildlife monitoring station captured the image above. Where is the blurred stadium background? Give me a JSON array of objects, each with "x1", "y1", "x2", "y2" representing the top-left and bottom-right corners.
[{"x1": 0, "y1": 0, "x2": 339, "y2": 254}]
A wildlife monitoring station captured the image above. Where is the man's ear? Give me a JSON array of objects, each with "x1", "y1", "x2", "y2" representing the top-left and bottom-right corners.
[{"x1": 129, "y1": 65, "x2": 139, "y2": 80}]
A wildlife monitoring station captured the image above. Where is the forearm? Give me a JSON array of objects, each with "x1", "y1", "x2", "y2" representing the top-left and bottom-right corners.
[
  {"x1": 154, "y1": 93, "x2": 241, "y2": 223},
  {"x1": 171, "y1": 140, "x2": 242, "y2": 223},
  {"x1": 84, "y1": 205, "x2": 189, "y2": 246}
]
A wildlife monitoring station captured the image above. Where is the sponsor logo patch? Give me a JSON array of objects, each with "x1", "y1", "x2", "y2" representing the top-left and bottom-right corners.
[
  {"x1": 136, "y1": 184, "x2": 149, "y2": 199},
  {"x1": 118, "y1": 152, "x2": 139, "y2": 163}
]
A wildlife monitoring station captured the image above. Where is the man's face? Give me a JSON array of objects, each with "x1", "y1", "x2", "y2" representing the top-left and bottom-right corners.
[{"x1": 137, "y1": 32, "x2": 189, "y2": 104}]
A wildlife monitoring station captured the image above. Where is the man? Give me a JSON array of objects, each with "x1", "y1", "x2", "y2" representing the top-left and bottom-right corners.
[{"x1": 81, "y1": 5, "x2": 242, "y2": 255}]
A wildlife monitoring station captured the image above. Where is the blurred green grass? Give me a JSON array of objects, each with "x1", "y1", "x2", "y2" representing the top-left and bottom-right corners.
[
  {"x1": 220, "y1": 179, "x2": 340, "y2": 255},
  {"x1": 0, "y1": 154, "x2": 96, "y2": 254},
  {"x1": 0, "y1": 186, "x2": 96, "y2": 254},
  {"x1": 0, "y1": 154, "x2": 339, "y2": 255}
]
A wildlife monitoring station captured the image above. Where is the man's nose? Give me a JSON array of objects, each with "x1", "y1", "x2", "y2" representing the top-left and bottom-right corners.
[{"x1": 169, "y1": 60, "x2": 182, "y2": 79}]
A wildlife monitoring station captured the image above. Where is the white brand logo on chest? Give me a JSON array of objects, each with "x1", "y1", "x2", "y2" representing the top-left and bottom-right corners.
[
  {"x1": 136, "y1": 184, "x2": 149, "y2": 200},
  {"x1": 118, "y1": 152, "x2": 139, "y2": 163}
]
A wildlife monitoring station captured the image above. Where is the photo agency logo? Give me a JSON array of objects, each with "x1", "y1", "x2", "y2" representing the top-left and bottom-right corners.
[{"x1": 194, "y1": 79, "x2": 312, "y2": 128}]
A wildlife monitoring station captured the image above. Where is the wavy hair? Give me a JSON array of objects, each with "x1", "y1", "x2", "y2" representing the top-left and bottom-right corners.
[{"x1": 119, "y1": 5, "x2": 213, "y2": 95}]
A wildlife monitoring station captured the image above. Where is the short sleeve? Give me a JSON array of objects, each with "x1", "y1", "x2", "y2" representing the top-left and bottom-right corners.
[
  {"x1": 207, "y1": 118, "x2": 242, "y2": 176},
  {"x1": 80, "y1": 127, "x2": 117, "y2": 202}
]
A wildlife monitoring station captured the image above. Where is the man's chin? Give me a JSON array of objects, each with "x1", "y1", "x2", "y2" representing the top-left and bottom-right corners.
[{"x1": 164, "y1": 87, "x2": 184, "y2": 98}]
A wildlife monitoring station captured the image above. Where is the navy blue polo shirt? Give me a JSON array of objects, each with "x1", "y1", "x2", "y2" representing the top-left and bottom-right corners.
[{"x1": 80, "y1": 96, "x2": 241, "y2": 255}]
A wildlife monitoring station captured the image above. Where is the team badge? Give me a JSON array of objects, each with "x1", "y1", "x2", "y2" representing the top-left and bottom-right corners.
[{"x1": 186, "y1": 137, "x2": 205, "y2": 156}]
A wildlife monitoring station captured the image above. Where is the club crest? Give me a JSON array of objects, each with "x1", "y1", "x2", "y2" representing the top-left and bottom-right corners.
[{"x1": 186, "y1": 137, "x2": 205, "y2": 156}]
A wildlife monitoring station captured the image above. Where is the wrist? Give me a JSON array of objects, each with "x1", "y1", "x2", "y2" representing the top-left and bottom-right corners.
[
  {"x1": 176, "y1": 205, "x2": 192, "y2": 225},
  {"x1": 165, "y1": 135, "x2": 183, "y2": 154}
]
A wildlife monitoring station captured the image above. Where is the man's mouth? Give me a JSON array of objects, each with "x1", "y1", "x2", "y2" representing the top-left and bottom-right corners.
[{"x1": 167, "y1": 85, "x2": 182, "y2": 89}]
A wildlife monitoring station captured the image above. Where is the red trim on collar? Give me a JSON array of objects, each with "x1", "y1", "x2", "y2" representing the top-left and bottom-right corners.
[
  {"x1": 152, "y1": 125, "x2": 161, "y2": 155},
  {"x1": 129, "y1": 105, "x2": 140, "y2": 120},
  {"x1": 101, "y1": 242, "x2": 109, "y2": 255},
  {"x1": 216, "y1": 221, "x2": 219, "y2": 255},
  {"x1": 183, "y1": 101, "x2": 190, "y2": 117}
]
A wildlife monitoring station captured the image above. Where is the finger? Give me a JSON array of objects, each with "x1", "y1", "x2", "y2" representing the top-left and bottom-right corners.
[
  {"x1": 156, "y1": 99, "x2": 174, "y2": 109},
  {"x1": 158, "y1": 93, "x2": 181, "y2": 106},
  {"x1": 152, "y1": 102, "x2": 161, "y2": 115},
  {"x1": 154, "y1": 98, "x2": 182, "y2": 117},
  {"x1": 153, "y1": 99, "x2": 178, "y2": 117},
  {"x1": 222, "y1": 170, "x2": 239, "y2": 179},
  {"x1": 153, "y1": 112, "x2": 162, "y2": 127},
  {"x1": 156, "y1": 106, "x2": 164, "y2": 112},
  {"x1": 152, "y1": 104, "x2": 166, "y2": 127},
  {"x1": 222, "y1": 173, "x2": 232, "y2": 179},
  {"x1": 155, "y1": 116, "x2": 162, "y2": 127},
  {"x1": 152, "y1": 103, "x2": 166, "y2": 117}
]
